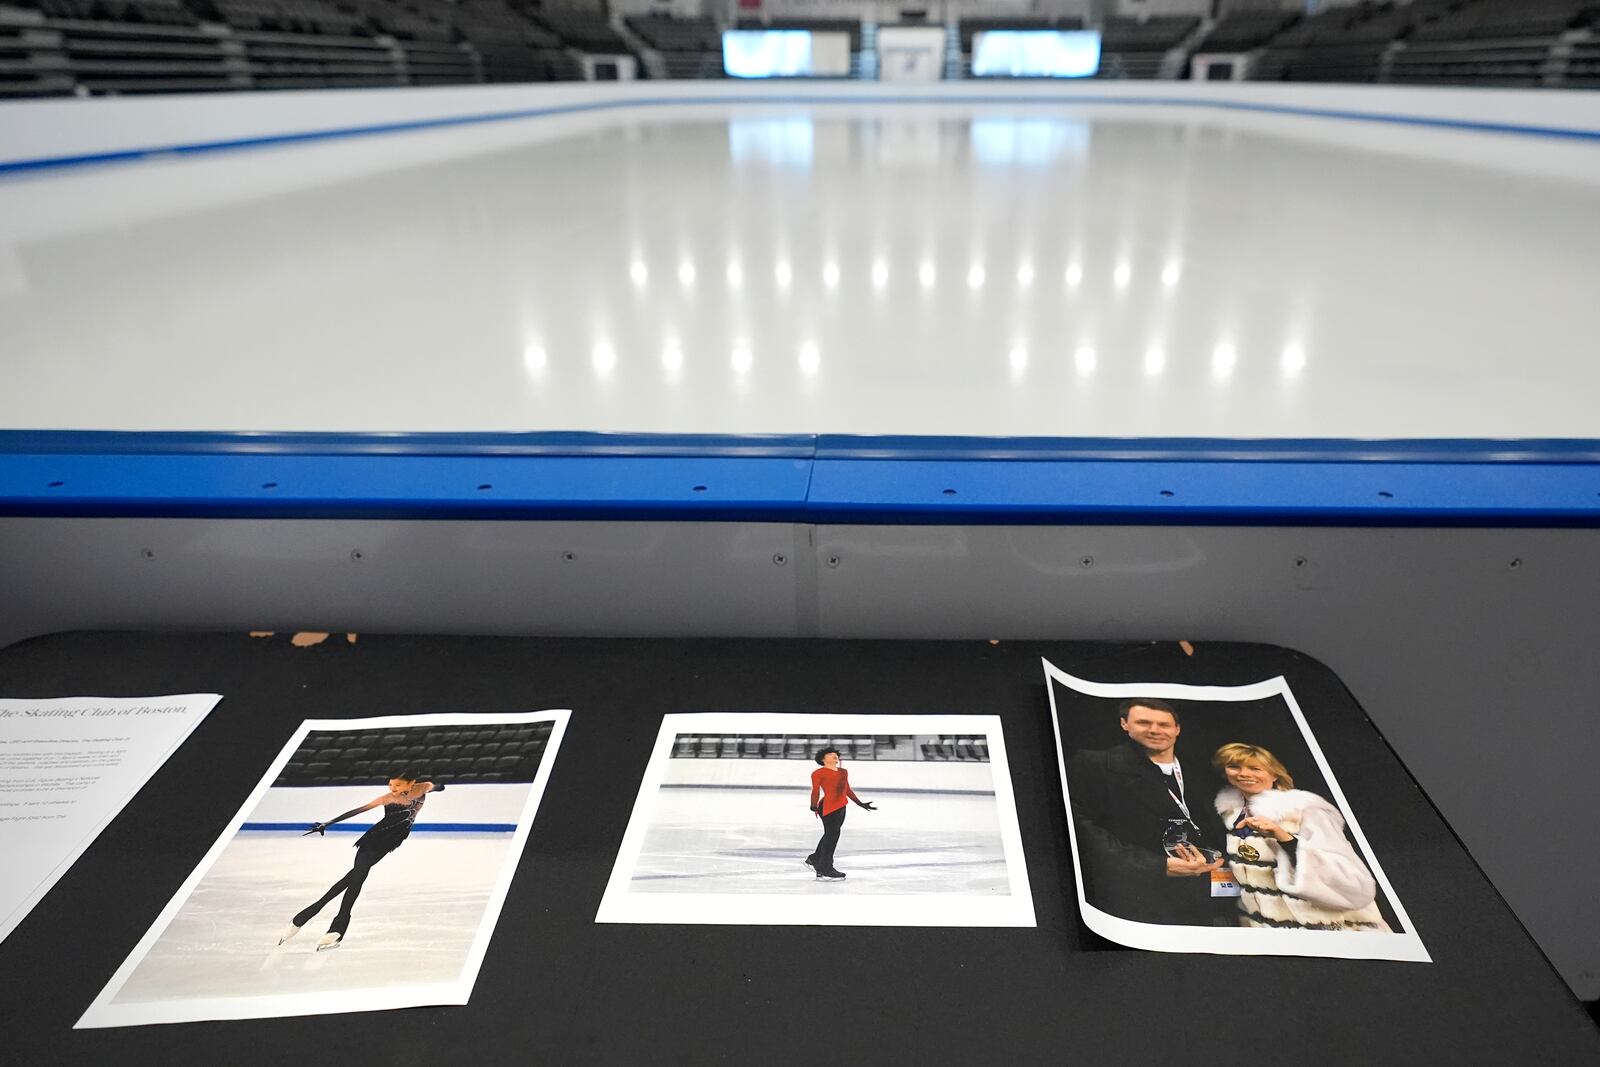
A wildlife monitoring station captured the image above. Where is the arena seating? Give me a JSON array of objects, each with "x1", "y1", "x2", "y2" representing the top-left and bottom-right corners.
[
  {"x1": 625, "y1": 13, "x2": 720, "y2": 78},
  {"x1": 1193, "y1": 10, "x2": 1299, "y2": 53},
  {"x1": 669, "y1": 734, "x2": 987, "y2": 762},
  {"x1": 275, "y1": 721, "x2": 555, "y2": 786},
  {"x1": 535, "y1": 7, "x2": 625, "y2": 53},
  {"x1": 4, "y1": 1, "x2": 1598, "y2": 97},
  {"x1": 1096, "y1": 14, "x2": 1198, "y2": 78}
]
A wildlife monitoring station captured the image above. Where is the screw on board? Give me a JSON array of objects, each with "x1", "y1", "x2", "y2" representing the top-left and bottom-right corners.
[
  {"x1": 827, "y1": 554, "x2": 841, "y2": 568},
  {"x1": 1509, "y1": 557, "x2": 1523, "y2": 569},
  {"x1": 1294, "y1": 556, "x2": 1308, "y2": 568},
  {"x1": 772, "y1": 553, "x2": 787, "y2": 566},
  {"x1": 140, "y1": 548, "x2": 155, "y2": 561},
  {"x1": 1079, "y1": 556, "x2": 1094, "y2": 568},
  {"x1": 350, "y1": 549, "x2": 364, "y2": 562},
  {"x1": 562, "y1": 551, "x2": 575, "y2": 561}
]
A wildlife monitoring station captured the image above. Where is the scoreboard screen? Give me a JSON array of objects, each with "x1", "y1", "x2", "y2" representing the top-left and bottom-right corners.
[{"x1": 971, "y1": 30, "x2": 1102, "y2": 78}]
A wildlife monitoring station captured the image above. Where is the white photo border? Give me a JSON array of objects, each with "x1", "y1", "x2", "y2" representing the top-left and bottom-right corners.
[
  {"x1": 595, "y1": 712, "x2": 1036, "y2": 928},
  {"x1": 1043, "y1": 658, "x2": 1429, "y2": 963},
  {"x1": 77, "y1": 709, "x2": 572, "y2": 1028}
]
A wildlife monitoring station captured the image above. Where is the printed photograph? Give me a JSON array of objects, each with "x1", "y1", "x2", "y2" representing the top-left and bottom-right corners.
[
  {"x1": 1044, "y1": 659, "x2": 1428, "y2": 962},
  {"x1": 78, "y1": 710, "x2": 569, "y2": 1028},
  {"x1": 597, "y1": 713, "x2": 1035, "y2": 927}
]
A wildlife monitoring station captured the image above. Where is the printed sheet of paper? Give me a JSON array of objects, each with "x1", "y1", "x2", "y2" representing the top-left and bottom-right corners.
[
  {"x1": 1044, "y1": 659, "x2": 1429, "y2": 962},
  {"x1": 0, "y1": 694, "x2": 221, "y2": 947},
  {"x1": 597, "y1": 712, "x2": 1035, "y2": 928},
  {"x1": 78, "y1": 710, "x2": 569, "y2": 1028}
]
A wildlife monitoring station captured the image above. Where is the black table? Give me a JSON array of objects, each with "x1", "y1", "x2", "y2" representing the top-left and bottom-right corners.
[{"x1": 2, "y1": 633, "x2": 1594, "y2": 1064}]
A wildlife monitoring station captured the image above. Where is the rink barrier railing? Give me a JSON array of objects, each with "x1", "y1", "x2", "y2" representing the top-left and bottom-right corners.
[
  {"x1": 4, "y1": 81, "x2": 1600, "y2": 175},
  {"x1": 2, "y1": 430, "x2": 1600, "y2": 527}
]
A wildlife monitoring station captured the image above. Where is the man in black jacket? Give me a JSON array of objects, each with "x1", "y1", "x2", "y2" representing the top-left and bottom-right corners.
[{"x1": 1067, "y1": 697, "x2": 1226, "y2": 925}]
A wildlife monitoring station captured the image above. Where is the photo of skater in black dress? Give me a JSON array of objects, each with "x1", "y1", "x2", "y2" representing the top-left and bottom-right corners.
[
  {"x1": 279, "y1": 775, "x2": 443, "y2": 951},
  {"x1": 805, "y1": 748, "x2": 877, "y2": 880}
]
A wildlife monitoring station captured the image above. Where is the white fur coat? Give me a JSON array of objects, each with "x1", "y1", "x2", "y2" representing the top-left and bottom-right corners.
[{"x1": 1214, "y1": 787, "x2": 1391, "y2": 933}]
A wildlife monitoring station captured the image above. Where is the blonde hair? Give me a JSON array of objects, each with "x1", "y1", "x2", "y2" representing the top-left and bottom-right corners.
[{"x1": 1211, "y1": 743, "x2": 1294, "y2": 790}]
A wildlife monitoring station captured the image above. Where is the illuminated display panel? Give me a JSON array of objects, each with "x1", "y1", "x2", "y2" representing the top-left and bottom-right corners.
[
  {"x1": 971, "y1": 30, "x2": 1102, "y2": 78},
  {"x1": 722, "y1": 30, "x2": 815, "y2": 78}
]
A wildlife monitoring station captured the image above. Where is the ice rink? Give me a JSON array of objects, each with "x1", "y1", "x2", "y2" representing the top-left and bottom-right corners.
[
  {"x1": 630, "y1": 785, "x2": 1009, "y2": 896},
  {"x1": 6, "y1": 94, "x2": 1600, "y2": 439},
  {"x1": 113, "y1": 832, "x2": 512, "y2": 1003}
]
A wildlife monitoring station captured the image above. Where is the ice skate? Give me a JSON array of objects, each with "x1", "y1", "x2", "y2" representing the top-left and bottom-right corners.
[
  {"x1": 803, "y1": 856, "x2": 817, "y2": 873},
  {"x1": 276, "y1": 922, "x2": 302, "y2": 946},
  {"x1": 818, "y1": 868, "x2": 846, "y2": 880},
  {"x1": 316, "y1": 931, "x2": 343, "y2": 951}
]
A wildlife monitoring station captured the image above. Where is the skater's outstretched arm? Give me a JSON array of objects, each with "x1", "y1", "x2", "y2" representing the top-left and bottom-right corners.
[
  {"x1": 303, "y1": 781, "x2": 439, "y2": 836},
  {"x1": 845, "y1": 780, "x2": 876, "y2": 811}
]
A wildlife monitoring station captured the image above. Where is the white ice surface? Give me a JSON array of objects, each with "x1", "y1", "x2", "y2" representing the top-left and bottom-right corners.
[
  {"x1": 5, "y1": 96, "x2": 1600, "y2": 438},
  {"x1": 630, "y1": 786, "x2": 1009, "y2": 896},
  {"x1": 112, "y1": 833, "x2": 512, "y2": 1003}
]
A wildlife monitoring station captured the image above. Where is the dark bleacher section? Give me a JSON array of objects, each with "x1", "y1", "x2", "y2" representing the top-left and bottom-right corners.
[
  {"x1": 1409, "y1": 0, "x2": 1592, "y2": 41},
  {"x1": 1253, "y1": 0, "x2": 1425, "y2": 83},
  {"x1": 1097, "y1": 14, "x2": 1197, "y2": 78},
  {"x1": 1194, "y1": 10, "x2": 1299, "y2": 53},
  {"x1": 1248, "y1": 0, "x2": 1594, "y2": 87},
  {"x1": 537, "y1": 6, "x2": 623, "y2": 52},
  {"x1": 626, "y1": 13, "x2": 719, "y2": 79},
  {"x1": 274, "y1": 720, "x2": 555, "y2": 786},
  {"x1": 0, "y1": 0, "x2": 587, "y2": 95},
  {"x1": 1389, "y1": 0, "x2": 1593, "y2": 87},
  {"x1": 6, "y1": 0, "x2": 1599, "y2": 97},
  {"x1": 669, "y1": 733, "x2": 990, "y2": 763}
]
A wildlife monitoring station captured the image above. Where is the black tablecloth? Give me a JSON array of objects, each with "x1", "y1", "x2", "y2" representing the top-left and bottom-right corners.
[{"x1": 1, "y1": 633, "x2": 1594, "y2": 1064}]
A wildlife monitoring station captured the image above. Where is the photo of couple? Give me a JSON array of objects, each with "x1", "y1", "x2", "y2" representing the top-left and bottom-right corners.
[{"x1": 1044, "y1": 660, "x2": 1430, "y2": 962}]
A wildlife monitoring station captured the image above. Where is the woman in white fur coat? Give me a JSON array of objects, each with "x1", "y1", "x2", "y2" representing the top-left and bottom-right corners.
[{"x1": 1211, "y1": 743, "x2": 1391, "y2": 933}]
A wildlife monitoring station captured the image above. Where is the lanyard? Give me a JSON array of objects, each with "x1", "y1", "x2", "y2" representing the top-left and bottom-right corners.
[{"x1": 1164, "y1": 764, "x2": 1190, "y2": 819}]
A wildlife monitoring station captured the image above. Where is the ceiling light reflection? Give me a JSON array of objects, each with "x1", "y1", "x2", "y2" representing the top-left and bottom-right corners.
[
  {"x1": 629, "y1": 261, "x2": 648, "y2": 288},
  {"x1": 967, "y1": 264, "x2": 986, "y2": 289},
  {"x1": 1113, "y1": 262, "x2": 1131, "y2": 290},
  {"x1": 1212, "y1": 342, "x2": 1237, "y2": 378},
  {"x1": 1008, "y1": 344, "x2": 1028, "y2": 372},
  {"x1": 661, "y1": 339, "x2": 683, "y2": 373},
  {"x1": 873, "y1": 260, "x2": 890, "y2": 289},
  {"x1": 1075, "y1": 346, "x2": 1097, "y2": 375},
  {"x1": 1017, "y1": 263, "x2": 1034, "y2": 287},
  {"x1": 523, "y1": 342, "x2": 547, "y2": 373},
  {"x1": 799, "y1": 341, "x2": 820, "y2": 376},
  {"x1": 726, "y1": 262, "x2": 744, "y2": 288},
  {"x1": 823, "y1": 262, "x2": 840, "y2": 289},
  {"x1": 731, "y1": 342, "x2": 753, "y2": 374},
  {"x1": 1143, "y1": 346, "x2": 1165, "y2": 376},
  {"x1": 775, "y1": 261, "x2": 793, "y2": 288},
  {"x1": 1066, "y1": 263, "x2": 1083, "y2": 288},
  {"x1": 1281, "y1": 343, "x2": 1306, "y2": 377},
  {"x1": 918, "y1": 261, "x2": 935, "y2": 288},
  {"x1": 591, "y1": 340, "x2": 617, "y2": 376},
  {"x1": 678, "y1": 261, "x2": 696, "y2": 286},
  {"x1": 1161, "y1": 261, "x2": 1181, "y2": 288}
]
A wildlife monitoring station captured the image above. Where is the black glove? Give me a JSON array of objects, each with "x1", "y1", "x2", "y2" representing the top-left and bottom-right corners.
[
  {"x1": 860, "y1": 801, "x2": 877, "y2": 811},
  {"x1": 809, "y1": 805, "x2": 820, "y2": 814},
  {"x1": 302, "y1": 821, "x2": 327, "y2": 837},
  {"x1": 432, "y1": 784, "x2": 446, "y2": 793}
]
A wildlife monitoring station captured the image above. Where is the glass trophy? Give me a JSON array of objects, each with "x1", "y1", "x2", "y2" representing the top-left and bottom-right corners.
[{"x1": 1162, "y1": 817, "x2": 1221, "y2": 862}]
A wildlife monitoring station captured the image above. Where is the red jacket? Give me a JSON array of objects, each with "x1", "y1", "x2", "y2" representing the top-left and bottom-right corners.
[{"x1": 810, "y1": 766, "x2": 861, "y2": 816}]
